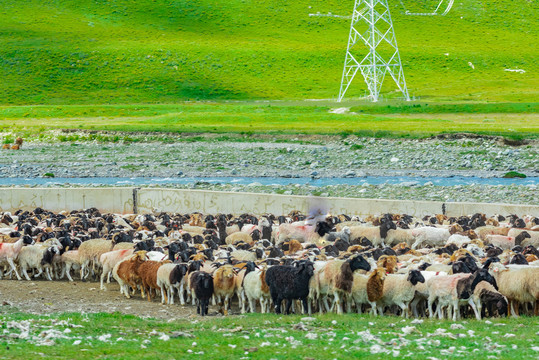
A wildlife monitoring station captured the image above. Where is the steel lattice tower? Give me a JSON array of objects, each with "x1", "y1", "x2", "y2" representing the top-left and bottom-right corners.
[{"x1": 338, "y1": 0, "x2": 410, "y2": 102}]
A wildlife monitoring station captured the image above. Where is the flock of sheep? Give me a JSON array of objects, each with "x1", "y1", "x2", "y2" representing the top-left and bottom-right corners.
[{"x1": 0, "y1": 207, "x2": 538, "y2": 319}]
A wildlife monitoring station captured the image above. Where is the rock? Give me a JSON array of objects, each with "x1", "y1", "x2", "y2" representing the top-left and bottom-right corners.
[{"x1": 171, "y1": 331, "x2": 194, "y2": 338}]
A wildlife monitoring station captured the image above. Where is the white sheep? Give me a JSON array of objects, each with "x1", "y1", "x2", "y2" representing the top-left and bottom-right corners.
[
  {"x1": 446, "y1": 234, "x2": 473, "y2": 247},
  {"x1": 58, "y1": 250, "x2": 81, "y2": 282},
  {"x1": 0, "y1": 236, "x2": 35, "y2": 280},
  {"x1": 99, "y1": 248, "x2": 134, "y2": 290},
  {"x1": 17, "y1": 239, "x2": 62, "y2": 281},
  {"x1": 156, "y1": 263, "x2": 188, "y2": 305},
  {"x1": 411, "y1": 227, "x2": 450, "y2": 249},
  {"x1": 489, "y1": 262, "x2": 539, "y2": 317},
  {"x1": 78, "y1": 239, "x2": 114, "y2": 280},
  {"x1": 242, "y1": 265, "x2": 271, "y2": 313},
  {"x1": 377, "y1": 270, "x2": 425, "y2": 317}
]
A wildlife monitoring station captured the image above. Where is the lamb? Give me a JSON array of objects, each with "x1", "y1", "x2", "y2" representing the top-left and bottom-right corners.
[
  {"x1": 350, "y1": 267, "x2": 386, "y2": 315},
  {"x1": 265, "y1": 261, "x2": 315, "y2": 314},
  {"x1": 99, "y1": 249, "x2": 134, "y2": 290},
  {"x1": 472, "y1": 281, "x2": 508, "y2": 318},
  {"x1": 315, "y1": 255, "x2": 371, "y2": 314},
  {"x1": 212, "y1": 264, "x2": 237, "y2": 315},
  {"x1": 411, "y1": 227, "x2": 450, "y2": 249},
  {"x1": 114, "y1": 251, "x2": 149, "y2": 299},
  {"x1": 475, "y1": 226, "x2": 510, "y2": 241},
  {"x1": 446, "y1": 234, "x2": 473, "y2": 247},
  {"x1": 40, "y1": 245, "x2": 62, "y2": 281},
  {"x1": 189, "y1": 271, "x2": 214, "y2": 316},
  {"x1": 0, "y1": 235, "x2": 35, "y2": 280},
  {"x1": 489, "y1": 262, "x2": 539, "y2": 317},
  {"x1": 384, "y1": 228, "x2": 415, "y2": 247},
  {"x1": 377, "y1": 270, "x2": 425, "y2": 317},
  {"x1": 410, "y1": 271, "x2": 448, "y2": 317}
]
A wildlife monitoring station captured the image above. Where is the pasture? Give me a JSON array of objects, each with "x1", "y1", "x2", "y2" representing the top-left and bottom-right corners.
[
  {"x1": 1, "y1": 101, "x2": 538, "y2": 140},
  {"x1": 1, "y1": 306, "x2": 538, "y2": 359}
]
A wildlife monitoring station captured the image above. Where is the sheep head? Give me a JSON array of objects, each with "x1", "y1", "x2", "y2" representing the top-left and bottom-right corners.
[{"x1": 407, "y1": 269, "x2": 425, "y2": 285}]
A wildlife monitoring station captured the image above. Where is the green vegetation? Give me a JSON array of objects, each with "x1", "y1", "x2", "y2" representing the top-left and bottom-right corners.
[
  {"x1": 1, "y1": 309, "x2": 538, "y2": 359},
  {"x1": 0, "y1": 102, "x2": 538, "y2": 139},
  {"x1": 503, "y1": 171, "x2": 527, "y2": 178},
  {"x1": 0, "y1": 0, "x2": 537, "y2": 104}
]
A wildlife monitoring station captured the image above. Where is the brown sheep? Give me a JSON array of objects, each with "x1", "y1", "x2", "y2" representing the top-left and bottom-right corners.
[
  {"x1": 115, "y1": 251, "x2": 148, "y2": 298},
  {"x1": 189, "y1": 213, "x2": 204, "y2": 227},
  {"x1": 15, "y1": 137, "x2": 23, "y2": 146},
  {"x1": 136, "y1": 260, "x2": 171, "y2": 302},
  {"x1": 213, "y1": 264, "x2": 237, "y2": 315},
  {"x1": 367, "y1": 267, "x2": 387, "y2": 303},
  {"x1": 2, "y1": 144, "x2": 10, "y2": 150},
  {"x1": 11, "y1": 144, "x2": 20, "y2": 150},
  {"x1": 283, "y1": 239, "x2": 302, "y2": 255},
  {"x1": 377, "y1": 255, "x2": 398, "y2": 274}
]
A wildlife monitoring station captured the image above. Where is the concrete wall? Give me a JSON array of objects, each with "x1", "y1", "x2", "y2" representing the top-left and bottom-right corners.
[
  {"x1": 0, "y1": 188, "x2": 134, "y2": 214},
  {"x1": 0, "y1": 187, "x2": 537, "y2": 217}
]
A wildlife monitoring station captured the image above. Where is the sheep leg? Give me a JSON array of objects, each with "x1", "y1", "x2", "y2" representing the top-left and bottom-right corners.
[
  {"x1": 223, "y1": 296, "x2": 229, "y2": 316},
  {"x1": 179, "y1": 284, "x2": 186, "y2": 305},
  {"x1": 65, "y1": 265, "x2": 74, "y2": 282},
  {"x1": 512, "y1": 301, "x2": 519, "y2": 317},
  {"x1": 273, "y1": 297, "x2": 282, "y2": 314},
  {"x1": 7, "y1": 258, "x2": 22, "y2": 281},
  {"x1": 302, "y1": 298, "x2": 309, "y2": 315},
  {"x1": 248, "y1": 298, "x2": 256, "y2": 313},
  {"x1": 535, "y1": 300, "x2": 539, "y2": 317},
  {"x1": 160, "y1": 285, "x2": 166, "y2": 304},
  {"x1": 322, "y1": 296, "x2": 331, "y2": 313},
  {"x1": 468, "y1": 298, "x2": 480, "y2": 320},
  {"x1": 33, "y1": 268, "x2": 43, "y2": 278},
  {"x1": 21, "y1": 267, "x2": 32, "y2": 281},
  {"x1": 368, "y1": 302, "x2": 377, "y2": 316},
  {"x1": 285, "y1": 299, "x2": 293, "y2": 315},
  {"x1": 100, "y1": 272, "x2": 107, "y2": 291},
  {"x1": 334, "y1": 293, "x2": 343, "y2": 314}
]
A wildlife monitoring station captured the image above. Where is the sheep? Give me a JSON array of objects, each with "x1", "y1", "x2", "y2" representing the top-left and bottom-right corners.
[
  {"x1": 350, "y1": 267, "x2": 386, "y2": 315},
  {"x1": 156, "y1": 263, "x2": 188, "y2": 305},
  {"x1": 99, "y1": 249, "x2": 134, "y2": 290},
  {"x1": 377, "y1": 270, "x2": 425, "y2": 317},
  {"x1": 315, "y1": 255, "x2": 371, "y2": 314},
  {"x1": 384, "y1": 228, "x2": 415, "y2": 247},
  {"x1": 475, "y1": 226, "x2": 510, "y2": 241},
  {"x1": 446, "y1": 234, "x2": 473, "y2": 247},
  {"x1": 78, "y1": 239, "x2": 114, "y2": 280},
  {"x1": 230, "y1": 249, "x2": 257, "y2": 262},
  {"x1": 265, "y1": 261, "x2": 315, "y2": 314},
  {"x1": 427, "y1": 269, "x2": 495, "y2": 321},
  {"x1": 189, "y1": 271, "x2": 214, "y2": 316},
  {"x1": 325, "y1": 226, "x2": 351, "y2": 243},
  {"x1": 0, "y1": 235, "x2": 35, "y2": 280},
  {"x1": 17, "y1": 239, "x2": 62, "y2": 281},
  {"x1": 376, "y1": 255, "x2": 398, "y2": 274},
  {"x1": 472, "y1": 281, "x2": 508, "y2": 318},
  {"x1": 347, "y1": 221, "x2": 397, "y2": 247},
  {"x1": 114, "y1": 251, "x2": 149, "y2": 299},
  {"x1": 40, "y1": 245, "x2": 62, "y2": 281},
  {"x1": 58, "y1": 250, "x2": 81, "y2": 282},
  {"x1": 508, "y1": 229, "x2": 539, "y2": 247},
  {"x1": 276, "y1": 221, "x2": 332, "y2": 245},
  {"x1": 410, "y1": 271, "x2": 448, "y2": 317},
  {"x1": 242, "y1": 262, "x2": 271, "y2": 313},
  {"x1": 136, "y1": 259, "x2": 170, "y2": 302},
  {"x1": 212, "y1": 264, "x2": 237, "y2": 315},
  {"x1": 225, "y1": 232, "x2": 253, "y2": 245},
  {"x1": 411, "y1": 227, "x2": 450, "y2": 249},
  {"x1": 489, "y1": 262, "x2": 539, "y2": 317}
]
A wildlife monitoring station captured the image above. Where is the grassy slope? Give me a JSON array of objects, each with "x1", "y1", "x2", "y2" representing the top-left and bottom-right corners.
[
  {"x1": 1, "y1": 103, "x2": 538, "y2": 139},
  {"x1": 1, "y1": 310, "x2": 538, "y2": 359},
  {"x1": 0, "y1": 0, "x2": 537, "y2": 104}
]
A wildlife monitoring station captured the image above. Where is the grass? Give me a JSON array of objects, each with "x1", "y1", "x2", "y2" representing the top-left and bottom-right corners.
[
  {"x1": 1, "y1": 308, "x2": 538, "y2": 359},
  {"x1": 0, "y1": 102, "x2": 538, "y2": 140},
  {"x1": 0, "y1": 0, "x2": 537, "y2": 104}
]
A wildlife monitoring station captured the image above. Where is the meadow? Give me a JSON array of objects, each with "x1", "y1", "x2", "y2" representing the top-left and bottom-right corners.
[{"x1": 1, "y1": 308, "x2": 538, "y2": 359}]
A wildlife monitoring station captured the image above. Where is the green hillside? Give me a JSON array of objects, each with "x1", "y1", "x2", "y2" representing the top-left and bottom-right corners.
[{"x1": 0, "y1": 0, "x2": 537, "y2": 104}]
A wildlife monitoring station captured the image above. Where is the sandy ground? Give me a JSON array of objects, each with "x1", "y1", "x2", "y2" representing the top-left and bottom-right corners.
[{"x1": 0, "y1": 278, "x2": 225, "y2": 320}]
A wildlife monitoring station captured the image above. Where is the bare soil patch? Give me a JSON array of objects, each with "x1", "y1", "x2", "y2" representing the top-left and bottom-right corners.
[{"x1": 0, "y1": 279, "x2": 214, "y2": 320}]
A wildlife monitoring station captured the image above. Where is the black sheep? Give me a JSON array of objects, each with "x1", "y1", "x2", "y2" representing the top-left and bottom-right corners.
[
  {"x1": 265, "y1": 261, "x2": 315, "y2": 315},
  {"x1": 189, "y1": 271, "x2": 214, "y2": 316}
]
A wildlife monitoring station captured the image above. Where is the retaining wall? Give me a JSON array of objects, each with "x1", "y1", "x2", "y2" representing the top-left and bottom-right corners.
[{"x1": 0, "y1": 187, "x2": 536, "y2": 217}]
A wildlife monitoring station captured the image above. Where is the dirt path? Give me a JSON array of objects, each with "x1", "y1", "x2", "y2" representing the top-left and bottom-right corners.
[{"x1": 0, "y1": 279, "x2": 219, "y2": 320}]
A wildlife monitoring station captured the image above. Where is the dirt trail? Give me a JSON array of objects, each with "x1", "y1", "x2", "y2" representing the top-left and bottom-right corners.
[{"x1": 0, "y1": 279, "x2": 215, "y2": 319}]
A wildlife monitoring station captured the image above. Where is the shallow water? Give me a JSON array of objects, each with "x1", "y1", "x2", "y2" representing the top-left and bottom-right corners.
[{"x1": 2, "y1": 175, "x2": 537, "y2": 187}]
